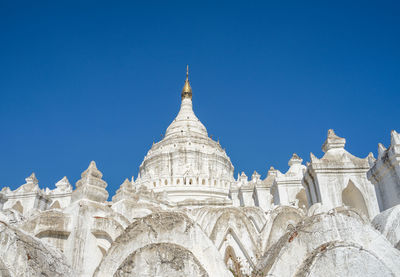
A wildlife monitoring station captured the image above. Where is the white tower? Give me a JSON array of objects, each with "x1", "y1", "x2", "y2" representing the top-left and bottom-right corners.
[{"x1": 134, "y1": 67, "x2": 235, "y2": 205}]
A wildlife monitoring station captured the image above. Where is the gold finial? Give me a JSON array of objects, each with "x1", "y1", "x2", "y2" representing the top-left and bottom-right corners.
[{"x1": 181, "y1": 65, "x2": 192, "y2": 99}]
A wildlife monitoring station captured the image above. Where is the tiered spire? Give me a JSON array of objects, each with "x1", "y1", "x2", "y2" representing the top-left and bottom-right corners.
[
  {"x1": 112, "y1": 178, "x2": 136, "y2": 203},
  {"x1": 53, "y1": 176, "x2": 72, "y2": 193},
  {"x1": 20, "y1": 173, "x2": 39, "y2": 192},
  {"x1": 288, "y1": 153, "x2": 303, "y2": 166},
  {"x1": 71, "y1": 161, "x2": 109, "y2": 203},
  {"x1": 322, "y1": 129, "x2": 346, "y2": 153},
  {"x1": 181, "y1": 65, "x2": 192, "y2": 99}
]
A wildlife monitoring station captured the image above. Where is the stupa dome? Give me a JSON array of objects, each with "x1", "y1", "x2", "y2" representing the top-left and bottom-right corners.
[{"x1": 135, "y1": 67, "x2": 234, "y2": 205}]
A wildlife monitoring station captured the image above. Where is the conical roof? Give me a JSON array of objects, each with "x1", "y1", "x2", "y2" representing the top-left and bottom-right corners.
[{"x1": 164, "y1": 66, "x2": 208, "y2": 139}]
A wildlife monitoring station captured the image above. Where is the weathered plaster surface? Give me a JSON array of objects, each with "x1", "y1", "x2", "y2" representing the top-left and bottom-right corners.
[{"x1": 0, "y1": 221, "x2": 74, "y2": 276}]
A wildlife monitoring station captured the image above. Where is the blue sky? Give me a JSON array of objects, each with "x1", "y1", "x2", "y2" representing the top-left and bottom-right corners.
[{"x1": 0, "y1": 1, "x2": 399, "y2": 197}]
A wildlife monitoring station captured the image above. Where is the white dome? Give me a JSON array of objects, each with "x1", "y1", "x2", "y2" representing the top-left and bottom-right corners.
[
  {"x1": 164, "y1": 98, "x2": 208, "y2": 139},
  {"x1": 135, "y1": 73, "x2": 234, "y2": 205}
]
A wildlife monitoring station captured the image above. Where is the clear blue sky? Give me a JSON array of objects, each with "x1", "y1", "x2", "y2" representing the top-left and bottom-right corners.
[{"x1": 0, "y1": 1, "x2": 399, "y2": 197}]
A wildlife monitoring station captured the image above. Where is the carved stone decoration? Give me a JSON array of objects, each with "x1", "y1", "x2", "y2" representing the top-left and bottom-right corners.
[
  {"x1": 20, "y1": 173, "x2": 39, "y2": 192},
  {"x1": 303, "y1": 129, "x2": 380, "y2": 219},
  {"x1": 271, "y1": 153, "x2": 307, "y2": 209},
  {"x1": 53, "y1": 176, "x2": 73, "y2": 193},
  {"x1": 71, "y1": 161, "x2": 109, "y2": 203},
  {"x1": 112, "y1": 178, "x2": 136, "y2": 203},
  {"x1": 368, "y1": 130, "x2": 400, "y2": 211}
]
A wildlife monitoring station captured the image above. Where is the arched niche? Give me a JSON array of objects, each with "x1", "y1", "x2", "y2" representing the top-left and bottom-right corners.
[
  {"x1": 342, "y1": 180, "x2": 369, "y2": 217},
  {"x1": 224, "y1": 245, "x2": 243, "y2": 277}
]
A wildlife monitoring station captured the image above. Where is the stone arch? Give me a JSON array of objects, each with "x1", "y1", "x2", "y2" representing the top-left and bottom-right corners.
[
  {"x1": 210, "y1": 209, "x2": 260, "y2": 242},
  {"x1": 193, "y1": 206, "x2": 267, "y2": 240},
  {"x1": 12, "y1": 201, "x2": 23, "y2": 214},
  {"x1": 202, "y1": 179, "x2": 206, "y2": 185},
  {"x1": 294, "y1": 241, "x2": 394, "y2": 277},
  {"x1": 91, "y1": 230, "x2": 113, "y2": 244},
  {"x1": 342, "y1": 180, "x2": 369, "y2": 217},
  {"x1": 241, "y1": 207, "x2": 268, "y2": 229},
  {"x1": 261, "y1": 206, "x2": 304, "y2": 252},
  {"x1": 218, "y1": 228, "x2": 256, "y2": 276},
  {"x1": 94, "y1": 212, "x2": 232, "y2": 277},
  {"x1": 191, "y1": 207, "x2": 221, "y2": 234},
  {"x1": 295, "y1": 189, "x2": 308, "y2": 210},
  {"x1": 209, "y1": 209, "x2": 261, "y2": 274},
  {"x1": 92, "y1": 230, "x2": 114, "y2": 258},
  {"x1": 254, "y1": 209, "x2": 400, "y2": 277},
  {"x1": 91, "y1": 215, "x2": 127, "y2": 241},
  {"x1": 114, "y1": 243, "x2": 208, "y2": 277}
]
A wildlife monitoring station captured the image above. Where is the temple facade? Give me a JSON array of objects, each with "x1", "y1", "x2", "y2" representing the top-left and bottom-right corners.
[{"x1": 1, "y1": 69, "x2": 400, "y2": 277}]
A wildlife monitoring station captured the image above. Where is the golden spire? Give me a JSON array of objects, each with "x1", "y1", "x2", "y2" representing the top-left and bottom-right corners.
[{"x1": 181, "y1": 65, "x2": 192, "y2": 99}]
